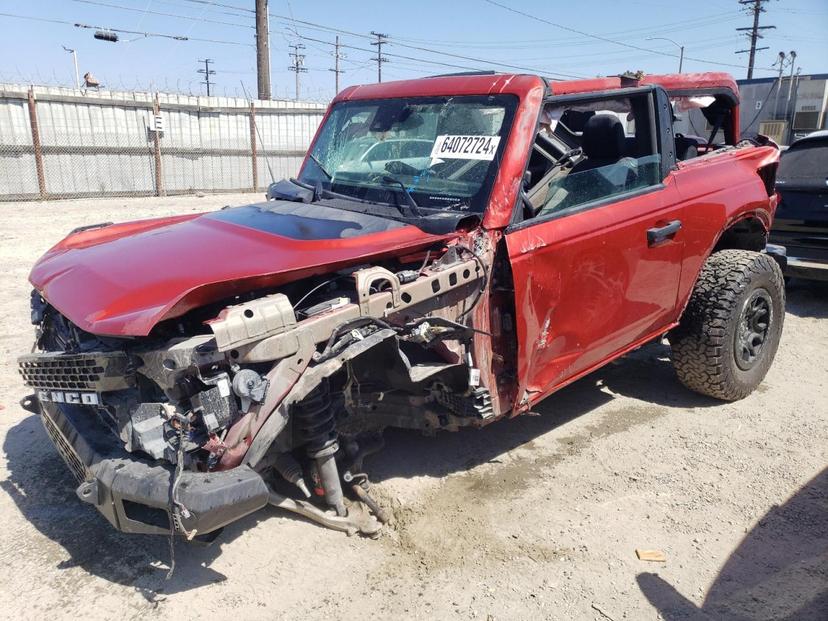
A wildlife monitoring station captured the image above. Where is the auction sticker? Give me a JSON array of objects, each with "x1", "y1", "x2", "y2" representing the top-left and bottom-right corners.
[{"x1": 430, "y1": 135, "x2": 501, "y2": 160}]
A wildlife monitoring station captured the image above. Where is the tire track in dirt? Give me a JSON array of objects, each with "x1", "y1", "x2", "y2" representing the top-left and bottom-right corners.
[{"x1": 378, "y1": 405, "x2": 668, "y2": 572}]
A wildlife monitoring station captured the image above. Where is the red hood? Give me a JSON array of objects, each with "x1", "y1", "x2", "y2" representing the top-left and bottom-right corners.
[{"x1": 30, "y1": 201, "x2": 453, "y2": 336}]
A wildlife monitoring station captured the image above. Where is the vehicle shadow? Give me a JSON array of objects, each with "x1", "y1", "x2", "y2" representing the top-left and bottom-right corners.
[
  {"x1": 0, "y1": 413, "x2": 271, "y2": 599},
  {"x1": 785, "y1": 279, "x2": 828, "y2": 319},
  {"x1": 367, "y1": 340, "x2": 718, "y2": 483},
  {"x1": 0, "y1": 340, "x2": 726, "y2": 595},
  {"x1": 637, "y1": 466, "x2": 828, "y2": 620}
]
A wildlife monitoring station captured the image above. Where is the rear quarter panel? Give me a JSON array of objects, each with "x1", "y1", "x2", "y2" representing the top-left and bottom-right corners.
[{"x1": 671, "y1": 145, "x2": 779, "y2": 316}]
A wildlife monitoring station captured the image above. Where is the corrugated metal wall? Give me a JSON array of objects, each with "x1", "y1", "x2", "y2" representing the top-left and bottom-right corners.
[
  {"x1": 0, "y1": 90, "x2": 38, "y2": 198},
  {"x1": 0, "y1": 84, "x2": 327, "y2": 201}
]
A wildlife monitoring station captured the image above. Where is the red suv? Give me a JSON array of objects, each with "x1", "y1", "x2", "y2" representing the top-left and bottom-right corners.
[{"x1": 19, "y1": 71, "x2": 784, "y2": 540}]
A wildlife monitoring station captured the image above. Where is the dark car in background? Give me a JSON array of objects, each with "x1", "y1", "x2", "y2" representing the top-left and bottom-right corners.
[{"x1": 770, "y1": 130, "x2": 828, "y2": 281}]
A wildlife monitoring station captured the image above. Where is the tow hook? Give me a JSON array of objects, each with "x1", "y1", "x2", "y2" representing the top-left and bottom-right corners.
[
  {"x1": 20, "y1": 394, "x2": 39, "y2": 415},
  {"x1": 76, "y1": 480, "x2": 101, "y2": 505}
]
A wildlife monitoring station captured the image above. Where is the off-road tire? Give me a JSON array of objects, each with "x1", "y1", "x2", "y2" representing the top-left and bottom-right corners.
[{"x1": 670, "y1": 249, "x2": 785, "y2": 401}]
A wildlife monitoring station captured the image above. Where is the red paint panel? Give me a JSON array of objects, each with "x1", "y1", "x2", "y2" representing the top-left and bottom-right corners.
[
  {"x1": 331, "y1": 72, "x2": 737, "y2": 105},
  {"x1": 549, "y1": 72, "x2": 738, "y2": 101},
  {"x1": 333, "y1": 74, "x2": 543, "y2": 103},
  {"x1": 506, "y1": 180, "x2": 684, "y2": 406},
  {"x1": 671, "y1": 145, "x2": 779, "y2": 314},
  {"x1": 30, "y1": 211, "x2": 453, "y2": 336}
]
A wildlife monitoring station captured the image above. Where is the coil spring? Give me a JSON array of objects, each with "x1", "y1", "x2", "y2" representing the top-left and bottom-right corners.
[{"x1": 292, "y1": 379, "x2": 336, "y2": 453}]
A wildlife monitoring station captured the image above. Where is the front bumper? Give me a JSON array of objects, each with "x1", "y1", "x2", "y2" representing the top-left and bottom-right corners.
[{"x1": 23, "y1": 394, "x2": 269, "y2": 536}]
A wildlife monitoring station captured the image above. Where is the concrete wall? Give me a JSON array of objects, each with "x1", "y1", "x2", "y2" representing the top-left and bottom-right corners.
[{"x1": 0, "y1": 84, "x2": 327, "y2": 201}]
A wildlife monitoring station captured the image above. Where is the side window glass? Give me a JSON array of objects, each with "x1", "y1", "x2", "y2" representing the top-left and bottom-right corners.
[
  {"x1": 533, "y1": 93, "x2": 662, "y2": 218},
  {"x1": 541, "y1": 154, "x2": 662, "y2": 215}
]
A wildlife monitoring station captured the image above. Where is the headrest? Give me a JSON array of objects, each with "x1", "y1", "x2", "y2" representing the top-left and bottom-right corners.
[
  {"x1": 581, "y1": 114, "x2": 625, "y2": 160},
  {"x1": 675, "y1": 133, "x2": 704, "y2": 161}
]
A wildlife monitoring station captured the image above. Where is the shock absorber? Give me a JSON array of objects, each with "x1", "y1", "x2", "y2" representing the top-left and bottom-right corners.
[{"x1": 292, "y1": 379, "x2": 346, "y2": 516}]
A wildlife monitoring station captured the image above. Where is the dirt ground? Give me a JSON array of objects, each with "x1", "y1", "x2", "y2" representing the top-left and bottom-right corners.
[{"x1": 0, "y1": 193, "x2": 825, "y2": 621}]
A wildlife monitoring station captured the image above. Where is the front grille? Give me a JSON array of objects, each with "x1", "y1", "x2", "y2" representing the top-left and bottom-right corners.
[
  {"x1": 18, "y1": 351, "x2": 134, "y2": 392},
  {"x1": 41, "y1": 412, "x2": 90, "y2": 483}
]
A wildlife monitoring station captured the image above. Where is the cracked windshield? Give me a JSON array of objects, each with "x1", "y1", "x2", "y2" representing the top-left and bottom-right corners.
[{"x1": 299, "y1": 95, "x2": 516, "y2": 212}]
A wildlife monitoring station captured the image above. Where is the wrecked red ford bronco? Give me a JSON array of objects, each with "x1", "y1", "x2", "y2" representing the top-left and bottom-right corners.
[{"x1": 19, "y1": 72, "x2": 784, "y2": 539}]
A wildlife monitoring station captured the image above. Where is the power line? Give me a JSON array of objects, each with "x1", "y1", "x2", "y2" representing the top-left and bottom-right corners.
[
  {"x1": 391, "y1": 12, "x2": 743, "y2": 49},
  {"x1": 481, "y1": 0, "x2": 777, "y2": 74},
  {"x1": 4, "y1": 3, "x2": 781, "y2": 94},
  {"x1": 176, "y1": 0, "x2": 253, "y2": 12},
  {"x1": 61, "y1": 2, "x2": 583, "y2": 79},
  {"x1": 70, "y1": 0, "x2": 589, "y2": 79},
  {"x1": 72, "y1": 0, "x2": 253, "y2": 30},
  {"x1": 153, "y1": 0, "x2": 250, "y2": 20},
  {"x1": 272, "y1": 17, "x2": 588, "y2": 78},
  {"x1": 0, "y1": 10, "x2": 504, "y2": 79},
  {"x1": 253, "y1": 10, "x2": 588, "y2": 78},
  {"x1": 111, "y1": 0, "x2": 741, "y2": 66},
  {"x1": 0, "y1": 11, "x2": 253, "y2": 46},
  {"x1": 177, "y1": 0, "x2": 741, "y2": 53},
  {"x1": 169, "y1": 0, "x2": 802, "y2": 82},
  {"x1": 173, "y1": 1, "x2": 591, "y2": 79},
  {"x1": 295, "y1": 33, "x2": 570, "y2": 78}
]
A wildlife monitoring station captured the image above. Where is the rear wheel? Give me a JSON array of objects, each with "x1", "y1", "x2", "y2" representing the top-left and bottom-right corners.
[{"x1": 670, "y1": 249, "x2": 785, "y2": 401}]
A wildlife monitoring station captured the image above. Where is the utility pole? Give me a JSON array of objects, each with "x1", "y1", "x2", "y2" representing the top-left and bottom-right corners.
[
  {"x1": 329, "y1": 35, "x2": 345, "y2": 94},
  {"x1": 288, "y1": 43, "x2": 307, "y2": 100},
  {"x1": 255, "y1": 0, "x2": 271, "y2": 99},
  {"x1": 736, "y1": 0, "x2": 775, "y2": 80},
  {"x1": 370, "y1": 31, "x2": 389, "y2": 83},
  {"x1": 197, "y1": 58, "x2": 215, "y2": 96},
  {"x1": 61, "y1": 46, "x2": 80, "y2": 89}
]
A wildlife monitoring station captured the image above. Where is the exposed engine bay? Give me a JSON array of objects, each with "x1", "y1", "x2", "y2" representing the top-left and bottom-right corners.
[{"x1": 20, "y1": 236, "x2": 514, "y2": 536}]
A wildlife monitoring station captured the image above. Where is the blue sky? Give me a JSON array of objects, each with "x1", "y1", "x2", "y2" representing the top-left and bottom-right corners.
[{"x1": 0, "y1": 0, "x2": 825, "y2": 101}]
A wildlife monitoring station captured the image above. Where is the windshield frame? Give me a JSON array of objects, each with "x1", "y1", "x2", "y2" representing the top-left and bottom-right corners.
[{"x1": 298, "y1": 94, "x2": 520, "y2": 215}]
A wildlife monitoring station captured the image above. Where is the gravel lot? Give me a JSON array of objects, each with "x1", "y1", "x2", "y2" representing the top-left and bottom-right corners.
[{"x1": 0, "y1": 193, "x2": 826, "y2": 620}]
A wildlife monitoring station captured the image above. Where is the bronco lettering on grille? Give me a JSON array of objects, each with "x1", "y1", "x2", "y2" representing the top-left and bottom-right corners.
[{"x1": 38, "y1": 390, "x2": 100, "y2": 406}]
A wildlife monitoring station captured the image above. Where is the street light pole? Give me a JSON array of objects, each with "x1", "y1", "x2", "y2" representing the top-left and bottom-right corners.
[
  {"x1": 62, "y1": 46, "x2": 80, "y2": 89},
  {"x1": 784, "y1": 50, "x2": 797, "y2": 121},
  {"x1": 772, "y1": 51, "x2": 787, "y2": 119},
  {"x1": 646, "y1": 37, "x2": 684, "y2": 73}
]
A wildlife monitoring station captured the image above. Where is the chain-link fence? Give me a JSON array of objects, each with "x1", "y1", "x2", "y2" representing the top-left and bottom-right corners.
[{"x1": 0, "y1": 84, "x2": 327, "y2": 201}]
